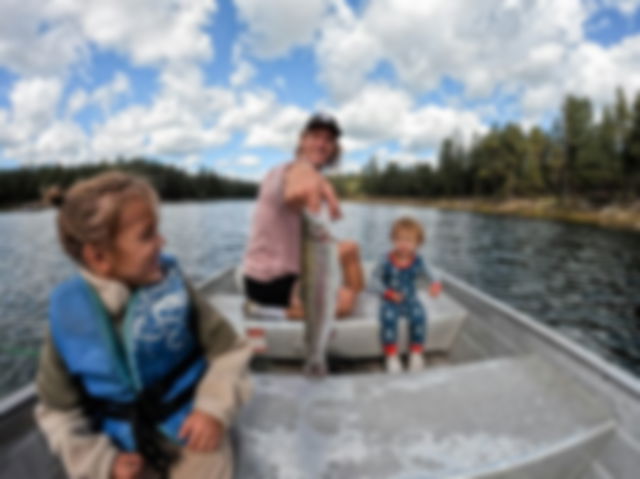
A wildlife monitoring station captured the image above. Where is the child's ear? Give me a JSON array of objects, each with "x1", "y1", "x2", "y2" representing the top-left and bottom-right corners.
[{"x1": 82, "y1": 243, "x2": 112, "y2": 276}]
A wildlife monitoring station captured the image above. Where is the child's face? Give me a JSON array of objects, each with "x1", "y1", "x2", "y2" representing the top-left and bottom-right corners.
[
  {"x1": 393, "y1": 228, "x2": 421, "y2": 256},
  {"x1": 95, "y1": 196, "x2": 165, "y2": 286}
]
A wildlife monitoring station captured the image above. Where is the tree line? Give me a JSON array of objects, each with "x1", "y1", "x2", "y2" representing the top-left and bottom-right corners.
[
  {"x1": 0, "y1": 159, "x2": 257, "y2": 208},
  {"x1": 336, "y1": 88, "x2": 640, "y2": 205}
]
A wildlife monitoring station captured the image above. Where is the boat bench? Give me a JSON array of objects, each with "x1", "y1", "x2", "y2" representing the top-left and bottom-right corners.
[{"x1": 208, "y1": 291, "x2": 468, "y2": 359}]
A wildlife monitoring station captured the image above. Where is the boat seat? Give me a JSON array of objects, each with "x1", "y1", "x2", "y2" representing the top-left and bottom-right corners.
[
  {"x1": 208, "y1": 290, "x2": 467, "y2": 359},
  {"x1": 233, "y1": 355, "x2": 614, "y2": 479}
]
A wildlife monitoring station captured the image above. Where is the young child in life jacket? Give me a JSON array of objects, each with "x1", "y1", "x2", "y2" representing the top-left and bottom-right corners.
[
  {"x1": 35, "y1": 171, "x2": 252, "y2": 479},
  {"x1": 370, "y1": 217, "x2": 442, "y2": 373}
]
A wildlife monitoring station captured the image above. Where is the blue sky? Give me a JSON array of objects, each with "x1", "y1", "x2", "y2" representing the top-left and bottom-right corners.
[{"x1": 1, "y1": 0, "x2": 639, "y2": 179}]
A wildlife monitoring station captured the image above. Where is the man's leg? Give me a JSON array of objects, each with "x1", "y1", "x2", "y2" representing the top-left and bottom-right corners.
[{"x1": 338, "y1": 241, "x2": 364, "y2": 292}]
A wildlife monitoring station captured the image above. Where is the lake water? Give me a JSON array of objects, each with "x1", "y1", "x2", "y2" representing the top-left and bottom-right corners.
[{"x1": 1, "y1": 200, "x2": 639, "y2": 398}]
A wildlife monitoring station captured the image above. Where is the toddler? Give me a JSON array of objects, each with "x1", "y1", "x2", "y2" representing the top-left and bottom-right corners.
[{"x1": 371, "y1": 217, "x2": 442, "y2": 373}]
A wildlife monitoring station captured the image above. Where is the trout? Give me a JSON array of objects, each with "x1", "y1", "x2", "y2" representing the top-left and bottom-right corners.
[{"x1": 299, "y1": 211, "x2": 340, "y2": 376}]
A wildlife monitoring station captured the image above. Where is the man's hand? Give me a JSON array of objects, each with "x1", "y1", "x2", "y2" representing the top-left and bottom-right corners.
[
  {"x1": 429, "y1": 281, "x2": 442, "y2": 298},
  {"x1": 179, "y1": 410, "x2": 224, "y2": 452},
  {"x1": 284, "y1": 161, "x2": 342, "y2": 219},
  {"x1": 111, "y1": 452, "x2": 144, "y2": 479}
]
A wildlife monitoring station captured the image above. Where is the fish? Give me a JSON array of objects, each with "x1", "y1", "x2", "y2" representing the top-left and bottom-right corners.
[{"x1": 299, "y1": 210, "x2": 341, "y2": 377}]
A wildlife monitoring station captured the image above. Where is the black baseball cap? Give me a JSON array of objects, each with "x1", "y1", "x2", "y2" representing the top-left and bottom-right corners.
[{"x1": 303, "y1": 112, "x2": 341, "y2": 138}]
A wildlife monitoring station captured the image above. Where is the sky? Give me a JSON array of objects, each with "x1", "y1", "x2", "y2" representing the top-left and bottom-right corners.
[{"x1": 1, "y1": 0, "x2": 640, "y2": 180}]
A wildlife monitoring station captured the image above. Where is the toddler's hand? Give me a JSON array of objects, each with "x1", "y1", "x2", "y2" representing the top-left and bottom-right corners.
[
  {"x1": 179, "y1": 410, "x2": 224, "y2": 452},
  {"x1": 384, "y1": 290, "x2": 404, "y2": 303},
  {"x1": 111, "y1": 452, "x2": 144, "y2": 479},
  {"x1": 429, "y1": 281, "x2": 442, "y2": 298}
]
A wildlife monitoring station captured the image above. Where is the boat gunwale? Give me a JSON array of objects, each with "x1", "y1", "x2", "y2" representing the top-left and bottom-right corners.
[{"x1": 439, "y1": 269, "x2": 640, "y2": 401}]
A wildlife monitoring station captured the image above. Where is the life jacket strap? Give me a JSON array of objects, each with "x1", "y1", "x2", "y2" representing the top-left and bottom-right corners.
[{"x1": 75, "y1": 347, "x2": 204, "y2": 477}]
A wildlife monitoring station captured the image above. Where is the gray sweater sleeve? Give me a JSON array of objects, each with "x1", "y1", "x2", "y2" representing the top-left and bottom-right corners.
[{"x1": 35, "y1": 332, "x2": 119, "y2": 479}]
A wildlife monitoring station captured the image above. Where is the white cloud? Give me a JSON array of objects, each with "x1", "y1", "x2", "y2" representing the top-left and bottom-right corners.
[
  {"x1": 0, "y1": 0, "x2": 216, "y2": 78},
  {"x1": 520, "y1": 35, "x2": 640, "y2": 122},
  {"x1": 237, "y1": 154, "x2": 261, "y2": 166},
  {"x1": 67, "y1": 89, "x2": 89, "y2": 116},
  {"x1": 244, "y1": 104, "x2": 308, "y2": 150},
  {"x1": 218, "y1": 90, "x2": 277, "y2": 131},
  {"x1": 337, "y1": 84, "x2": 411, "y2": 143},
  {"x1": 335, "y1": 84, "x2": 487, "y2": 152},
  {"x1": 400, "y1": 105, "x2": 488, "y2": 151},
  {"x1": 596, "y1": 0, "x2": 640, "y2": 14},
  {"x1": 4, "y1": 121, "x2": 88, "y2": 165},
  {"x1": 51, "y1": 0, "x2": 216, "y2": 67},
  {"x1": 230, "y1": 60, "x2": 256, "y2": 88},
  {"x1": 235, "y1": 0, "x2": 330, "y2": 58},
  {"x1": 66, "y1": 71, "x2": 132, "y2": 119},
  {"x1": 315, "y1": 2, "x2": 381, "y2": 101},
  {"x1": 313, "y1": 0, "x2": 640, "y2": 130},
  {"x1": 3, "y1": 77, "x2": 64, "y2": 148},
  {"x1": 0, "y1": 0, "x2": 86, "y2": 76},
  {"x1": 147, "y1": 126, "x2": 228, "y2": 156},
  {"x1": 2, "y1": 0, "x2": 640, "y2": 173},
  {"x1": 90, "y1": 107, "x2": 148, "y2": 160},
  {"x1": 88, "y1": 81, "x2": 232, "y2": 160},
  {"x1": 92, "y1": 71, "x2": 130, "y2": 112},
  {"x1": 316, "y1": 0, "x2": 587, "y2": 102}
]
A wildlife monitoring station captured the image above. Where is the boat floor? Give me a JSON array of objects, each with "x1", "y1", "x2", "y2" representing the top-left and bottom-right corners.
[{"x1": 233, "y1": 355, "x2": 614, "y2": 479}]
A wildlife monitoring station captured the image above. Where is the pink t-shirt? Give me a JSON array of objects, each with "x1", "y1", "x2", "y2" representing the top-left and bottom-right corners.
[{"x1": 243, "y1": 161, "x2": 302, "y2": 281}]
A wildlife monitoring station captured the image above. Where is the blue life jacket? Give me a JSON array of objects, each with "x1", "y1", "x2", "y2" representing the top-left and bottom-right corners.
[{"x1": 49, "y1": 255, "x2": 207, "y2": 452}]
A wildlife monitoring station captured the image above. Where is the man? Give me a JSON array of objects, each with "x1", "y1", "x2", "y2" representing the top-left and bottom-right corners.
[{"x1": 242, "y1": 113, "x2": 363, "y2": 318}]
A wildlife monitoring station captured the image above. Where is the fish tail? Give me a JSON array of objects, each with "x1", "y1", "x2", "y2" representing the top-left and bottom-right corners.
[{"x1": 304, "y1": 357, "x2": 328, "y2": 378}]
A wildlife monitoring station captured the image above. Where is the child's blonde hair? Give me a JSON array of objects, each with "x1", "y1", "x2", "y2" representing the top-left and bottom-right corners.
[
  {"x1": 56, "y1": 171, "x2": 158, "y2": 264},
  {"x1": 391, "y1": 217, "x2": 425, "y2": 244}
]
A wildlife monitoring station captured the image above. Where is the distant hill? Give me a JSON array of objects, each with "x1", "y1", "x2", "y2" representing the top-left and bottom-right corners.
[{"x1": 0, "y1": 159, "x2": 257, "y2": 208}]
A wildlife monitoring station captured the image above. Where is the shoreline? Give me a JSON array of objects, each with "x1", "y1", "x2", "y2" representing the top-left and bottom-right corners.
[
  {"x1": 346, "y1": 196, "x2": 640, "y2": 233},
  {"x1": 0, "y1": 196, "x2": 256, "y2": 213},
  {"x1": 4, "y1": 196, "x2": 640, "y2": 233}
]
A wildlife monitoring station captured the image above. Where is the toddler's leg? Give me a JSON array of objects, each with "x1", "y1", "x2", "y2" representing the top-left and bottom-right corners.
[
  {"x1": 380, "y1": 302, "x2": 402, "y2": 373},
  {"x1": 407, "y1": 299, "x2": 427, "y2": 352},
  {"x1": 380, "y1": 302, "x2": 400, "y2": 353},
  {"x1": 407, "y1": 300, "x2": 427, "y2": 372}
]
